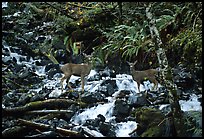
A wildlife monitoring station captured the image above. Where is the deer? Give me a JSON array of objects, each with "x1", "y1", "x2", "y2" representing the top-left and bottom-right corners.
[
  {"x1": 127, "y1": 61, "x2": 159, "y2": 93},
  {"x1": 60, "y1": 54, "x2": 92, "y2": 93}
]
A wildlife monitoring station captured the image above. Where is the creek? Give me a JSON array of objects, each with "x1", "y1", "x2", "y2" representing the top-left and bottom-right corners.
[{"x1": 2, "y1": 41, "x2": 202, "y2": 137}]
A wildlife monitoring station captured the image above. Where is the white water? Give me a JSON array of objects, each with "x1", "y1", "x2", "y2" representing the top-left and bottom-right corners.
[
  {"x1": 70, "y1": 73, "x2": 141, "y2": 137},
  {"x1": 3, "y1": 42, "x2": 202, "y2": 137},
  {"x1": 179, "y1": 94, "x2": 202, "y2": 111}
]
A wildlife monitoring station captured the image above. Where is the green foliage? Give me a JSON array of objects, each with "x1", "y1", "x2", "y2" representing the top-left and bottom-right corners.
[
  {"x1": 168, "y1": 27, "x2": 202, "y2": 67},
  {"x1": 39, "y1": 39, "x2": 59, "y2": 64},
  {"x1": 95, "y1": 22, "x2": 155, "y2": 63}
]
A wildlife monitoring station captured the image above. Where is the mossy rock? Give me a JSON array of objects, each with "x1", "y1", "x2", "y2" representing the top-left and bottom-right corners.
[
  {"x1": 135, "y1": 107, "x2": 165, "y2": 126},
  {"x1": 141, "y1": 125, "x2": 162, "y2": 137},
  {"x1": 134, "y1": 107, "x2": 165, "y2": 137}
]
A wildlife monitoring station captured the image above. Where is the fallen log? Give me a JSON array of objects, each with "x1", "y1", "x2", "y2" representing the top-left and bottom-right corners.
[{"x1": 17, "y1": 119, "x2": 82, "y2": 137}]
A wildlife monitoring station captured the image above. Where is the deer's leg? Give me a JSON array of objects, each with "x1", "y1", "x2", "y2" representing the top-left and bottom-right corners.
[
  {"x1": 61, "y1": 75, "x2": 71, "y2": 92},
  {"x1": 61, "y1": 76, "x2": 66, "y2": 92},
  {"x1": 81, "y1": 76, "x2": 85, "y2": 93},
  {"x1": 150, "y1": 78, "x2": 158, "y2": 91},
  {"x1": 137, "y1": 82, "x2": 140, "y2": 93},
  {"x1": 66, "y1": 76, "x2": 72, "y2": 90}
]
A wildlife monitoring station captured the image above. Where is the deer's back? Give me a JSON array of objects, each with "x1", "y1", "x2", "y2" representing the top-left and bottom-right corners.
[
  {"x1": 60, "y1": 63, "x2": 91, "y2": 76},
  {"x1": 132, "y1": 69, "x2": 158, "y2": 83}
]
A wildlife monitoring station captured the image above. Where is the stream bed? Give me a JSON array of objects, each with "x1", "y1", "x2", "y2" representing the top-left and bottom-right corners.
[{"x1": 2, "y1": 40, "x2": 202, "y2": 137}]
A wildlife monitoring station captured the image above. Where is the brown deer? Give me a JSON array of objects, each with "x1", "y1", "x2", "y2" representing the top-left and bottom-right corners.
[
  {"x1": 60, "y1": 54, "x2": 92, "y2": 92},
  {"x1": 127, "y1": 61, "x2": 159, "y2": 93}
]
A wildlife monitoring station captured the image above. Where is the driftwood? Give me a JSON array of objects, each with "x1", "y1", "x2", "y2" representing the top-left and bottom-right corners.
[
  {"x1": 17, "y1": 119, "x2": 82, "y2": 137},
  {"x1": 2, "y1": 99, "x2": 79, "y2": 116},
  {"x1": 25, "y1": 109, "x2": 73, "y2": 115},
  {"x1": 24, "y1": 131, "x2": 58, "y2": 137}
]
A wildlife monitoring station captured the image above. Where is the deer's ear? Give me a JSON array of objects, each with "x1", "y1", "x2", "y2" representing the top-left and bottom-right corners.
[
  {"x1": 133, "y1": 60, "x2": 137, "y2": 65},
  {"x1": 127, "y1": 61, "x2": 131, "y2": 65}
]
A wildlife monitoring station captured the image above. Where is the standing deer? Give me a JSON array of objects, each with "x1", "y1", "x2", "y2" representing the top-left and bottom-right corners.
[
  {"x1": 127, "y1": 61, "x2": 159, "y2": 93},
  {"x1": 60, "y1": 54, "x2": 92, "y2": 92}
]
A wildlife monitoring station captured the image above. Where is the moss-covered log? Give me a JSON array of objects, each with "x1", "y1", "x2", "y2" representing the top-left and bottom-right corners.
[{"x1": 2, "y1": 99, "x2": 78, "y2": 116}]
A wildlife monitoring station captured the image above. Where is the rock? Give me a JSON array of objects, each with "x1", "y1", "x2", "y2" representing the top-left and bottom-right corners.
[
  {"x1": 2, "y1": 47, "x2": 10, "y2": 56},
  {"x1": 45, "y1": 63, "x2": 60, "y2": 72},
  {"x1": 2, "y1": 56, "x2": 13, "y2": 65},
  {"x1": 97, "y1": 114, "x2": 106, "y2": 123},
  {"x1": 112, "y1": 99, "x2": 130, "y2": 122},
  {"x1": 47, "y1": 68, "x2": 59, "y2": 79},
  {"x1": 57, "y1": 119, "x2": 69, "y2": 128},
  {"x1": 99, "y1": 67, "x2": 116, "y2": 79},
  {"x1": 39, "y1": 59, "x2": 52, "y2": 66},
  {"x1": 101, "y1": 79, "x2": 117, "y2": 90},
  {"x1": 98, "y1": 122, "x2": 116, "y2": 136},
  {"x1": 81, "y1": 91, "x2": 106, "y2": 104},
  {"x1": 134, "y1": 107, "x2": 165, "y2": 137},
  {"x1": 129, "y1": 93, "x2": 149, "y2": 107},
  {"x1": 16, "y1": 93, "x2": 31, "y2": 106},
  {"x1": 14, "y1": 63, "x2": 26, "y2": 73},
  {"x1": 87, "y1": 73, "x2": 101, "y2": 81},
  {"x1": 98, "y1": 84, "x2": 115, "y2": 97},
  {"x1": 173, "y1": 67, "x2": 195, "y2": 89},
  {"x1": 68, "y1": 91, "x2": 80, "y2": 99}
]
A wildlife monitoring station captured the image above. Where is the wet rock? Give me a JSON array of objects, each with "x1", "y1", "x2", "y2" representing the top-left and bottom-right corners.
[
  {"x1": 28, "y1": 88, "x2": 48, "y2": 102},
  {"x1": 2, "y1": 47, "x2": 10, "y2": 56},
  {"x1": 81, "y1": 91, "x2": 106, "y2": 104},
  {"x1": 2, "y1": 56, "x2": 13, "y2": 65},
  {"x1": 97, "y1": 114, "x2": 106, "y2": 123},
  {"x1": 116, "y1": 90, "x2": 131, "y2": 100},
  {"x1": 3, "y1": 90, "x2": 20, "y2": 107},
  {"x1": 17, "y1": 70, "x2": 42, "y2": 86},
  {"x1": 67, "y1": 91, "x2": 80, "y2": 99},
  {"x1": 10, "y1": 47, "x2": 21, "y2": 54},
  {"x1": 101, "y1": 79, "x2": 117, "y2": 90},
  {"x1": 57, "y1": 119, "x2": 69, "y2": 128},
  {"x1": 87, "y1": 73, "x2": 100, "y2": 81},
  {"x1": 14, "y1": 63, "x2": 26, "y2": 73},
  {"x1": 113, "y1": 99, "x2": 131, "y2": 122},
  {"x1": 16, "y1": 93, "x2": 31, "y2": 106},
  {"x1": 17, "y1": 67, "x2": 33, "y2": 79},
  {"x1": 19, "y1": 56, "x2": 26, "y2": 62},
  {"x1": 98, "y1": 84, "x2": 115, "y2": 97},
  {"x1": 99, "y1": 67, "x2": 116, "y2": 79},
  {"x1": 83, "y1": 119, "x2": 99, "y2": 130},
  {"x1": 38, "y1": 59, "x2": 52, "y2": 66},
  {"x1": 98, "y1": 122, "x2": 116, "y2": 137},
  {"x1": 64, "y1": 104, "x2": 80, "y2": 121},
  {"x1": 35, "y1": 36, "x2": 46, "y2": 43},
  {"x1": 129, "y1": 93, "x2": 149, "y2": 107},
  {"x1": 173, "y1": 67, "x2": 195, "y2": 89},
  {"x1": 45, "y1": 63, "x2": 60, "y2": 72},
  {"x1": 30, "y1": 93, "x2": 45, "y2": 102},
  {"x1": 47, "y1": 68, "x2": 59, "y2": 79},
  {"x1": 35, "y1": 60, "x2": 43, "y2": 66}
]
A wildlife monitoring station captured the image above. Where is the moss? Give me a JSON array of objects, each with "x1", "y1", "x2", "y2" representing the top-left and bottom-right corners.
[
  {"x1": 134, "y1": 107, "x2": 165, "y2": 136},
  {"x1": 141, "y1": 126, "x2": 162, "y2": 137}
]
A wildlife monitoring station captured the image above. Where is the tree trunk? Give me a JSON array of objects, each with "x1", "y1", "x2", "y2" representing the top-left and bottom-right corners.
[{"x1": 145, "y1": 1, "x2": 182, "y2": 128}]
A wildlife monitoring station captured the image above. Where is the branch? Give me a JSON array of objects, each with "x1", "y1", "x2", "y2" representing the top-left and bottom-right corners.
[
  {"x1": 25, "y1": 109, "x2": 73, "y2": 115},
  {"x1": 66, "y1": 2, "x2": 94, "y2": 9},
  {"x1": 17, "y1": 119, "x2": 82, "y2": 137},
  {"x1": 192, "y1": 9, "x2": 202, "y2": 32},
  {"x1": 44, "y1": 2, "x2": 77, "y2": 21}
]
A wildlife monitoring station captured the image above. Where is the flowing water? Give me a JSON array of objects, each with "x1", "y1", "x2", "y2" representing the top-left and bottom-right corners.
[{"x1": 3, "y1": 42, "x2": 202, "y2": 137}]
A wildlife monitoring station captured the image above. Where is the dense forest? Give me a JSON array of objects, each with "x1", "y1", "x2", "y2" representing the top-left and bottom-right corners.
[{"x1": 2, "y1": 2, "x2": 202, "y2": 137}]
